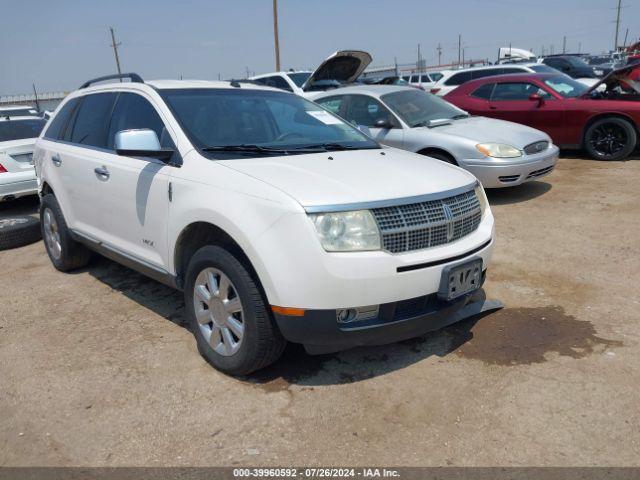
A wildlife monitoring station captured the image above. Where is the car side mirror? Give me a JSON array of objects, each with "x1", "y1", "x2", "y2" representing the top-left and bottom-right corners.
[
  {"x1": 115, "y1": 129, "x2": 174, "y2": 162},
  {"x1": 373, "y1": 118, "x2": 394, "y2": 129},
  {"x1": 529, "y1": 93, "x2": 545, "y2": 106}
]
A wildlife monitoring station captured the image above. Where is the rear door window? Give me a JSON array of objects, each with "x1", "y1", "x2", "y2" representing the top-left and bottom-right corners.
[
  {"x1": 68, "y1": 93, "x2": 117, "y2": 148},
  {"x1": 471, "y1": 69, "x2": 501, "y2": 80},
  {"x1": 445, "y1": 71, "x2": 473, "y2": 86},
  {"x1": 43, "y1": 98, "x2": 80, "y2": 140}
]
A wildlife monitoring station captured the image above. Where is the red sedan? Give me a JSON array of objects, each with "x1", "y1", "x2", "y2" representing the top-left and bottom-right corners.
[{"x1": 444, "y1": 66, "x2": 640, "y2": 160}]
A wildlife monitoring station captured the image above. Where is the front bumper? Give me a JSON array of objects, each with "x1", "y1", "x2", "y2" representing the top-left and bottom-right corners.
[
  {"x1": 459, "y1": 146, "x2": 559, "y2": 188},
  {"x1": 274, "y1": 274, "x2": 498, "y2": 354}
]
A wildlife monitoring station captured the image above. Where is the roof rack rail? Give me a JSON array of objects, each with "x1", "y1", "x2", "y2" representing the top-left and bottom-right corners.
[{"x1": 79, "y1": 73, "x2": 144, "y2": 89}]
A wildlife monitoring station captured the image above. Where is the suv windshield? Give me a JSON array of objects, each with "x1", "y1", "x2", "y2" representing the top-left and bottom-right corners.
[
  {"x1": 0, "y1": 118, "x2": 47, "y2": 142},
  {"x1": 287, "y1": 72, "x2": 311, "y2": 87},
  {"x1": 381, "y1": 89, "x2": 468, "y2": 127},
  {"x1": 543, "y1": 75, "x2": 590, "y2": 98},
  {"x1": 160, "y1": 88, "x2": 378, "y2": 158}
]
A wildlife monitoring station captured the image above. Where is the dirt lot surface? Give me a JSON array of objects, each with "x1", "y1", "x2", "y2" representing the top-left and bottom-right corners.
[{"x1": 1, "y1": 155, "x2": 639, "y2": 467}]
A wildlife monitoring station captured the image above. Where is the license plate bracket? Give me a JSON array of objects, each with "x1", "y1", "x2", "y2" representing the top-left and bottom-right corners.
[{"x1": 438, "y1": 258, "x2": 483, "y2": 301}]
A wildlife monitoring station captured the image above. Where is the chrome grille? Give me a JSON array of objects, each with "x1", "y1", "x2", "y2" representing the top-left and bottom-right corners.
[
  {"x1": 523, "y1": 141, "x2": 549, "y2": 155},
  {"x1": 371, "y1": 189, "x2": 482, "y2": 254}
]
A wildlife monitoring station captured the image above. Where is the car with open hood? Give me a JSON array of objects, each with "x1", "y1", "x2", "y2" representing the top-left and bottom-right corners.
[
  {"x1": 251, "y1": 50, "x2": 372, "y2": 97},
  {"x1": 444, "y1": 65, "x2": 640, "y2": 160},
  {"x1": 35, "y1": 73, "x2": 496, "y2": 375},
  {"x1": 310, "y1": 85, "x2": 558, "y2": 188}
]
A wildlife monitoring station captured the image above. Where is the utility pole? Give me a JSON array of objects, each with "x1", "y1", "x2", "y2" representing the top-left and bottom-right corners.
[
  {"x1": 437, "y1": 43, "x2": 443, "y2": 66},
  {"x1": 622, "y1": 28, "x2": 629, "y2": 48},
  {"x1": 562, "y1": 36, "x2": 566, "y2": 54},
  {"x1": 32, "y1": 84, "x2": 40, "y2": 112},
  {"x1": 614, "y1": 0, "x2": 622, "y2": 51},
  {"x1": 272, "y1": 0, "x2": 281, "y2": 71},
  {"x1": 109, "y1": 27, "x2": 122, "y2": 80},
  {"x1": 457, "y1": 34, "x2": 462, "y2": 66}
]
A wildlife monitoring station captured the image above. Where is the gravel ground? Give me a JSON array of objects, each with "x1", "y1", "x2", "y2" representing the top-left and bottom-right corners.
[{"x1": 1, "y1": 155, "x2": 639, "y2": 467}]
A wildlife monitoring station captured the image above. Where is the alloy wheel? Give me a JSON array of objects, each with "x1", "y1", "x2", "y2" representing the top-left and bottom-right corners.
[
  {"x1": 589, "y1": 123, "x2": 628, "y2": 157},
  {"x1": 42, "y1": 208, "x2": 62, "y2": 260}
]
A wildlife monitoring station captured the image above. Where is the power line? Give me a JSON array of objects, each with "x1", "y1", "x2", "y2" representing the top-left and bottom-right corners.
[{"x1": 109, "y1": 27, "x2": 122, "y2": 80}]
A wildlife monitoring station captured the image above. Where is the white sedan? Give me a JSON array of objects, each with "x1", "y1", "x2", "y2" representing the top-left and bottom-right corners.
[{"x1": 0, "y1": 115, "x2": 47, "y2": 201}]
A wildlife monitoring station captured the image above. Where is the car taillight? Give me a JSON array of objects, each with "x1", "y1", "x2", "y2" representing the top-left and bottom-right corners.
[
  {"x1": 430, "y1": 88, "x2": 441, "y2": 94},
  {"x1": 0, "y1": 164, "x2": 7, "y2": 173}
]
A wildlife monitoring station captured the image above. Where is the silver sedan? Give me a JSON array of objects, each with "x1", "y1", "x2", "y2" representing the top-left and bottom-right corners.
[{"x1": 309, "y1": 85, "x2": 559, "y2": 188}]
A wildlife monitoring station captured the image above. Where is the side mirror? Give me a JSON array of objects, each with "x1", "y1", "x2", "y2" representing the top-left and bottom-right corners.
[
  {"x1": 373, "y1": 118, "x2": 394, "y2": 129},
  {"x1": 529, "y1": 93, "x2": 545, "y2": 106},
  {"x1": 115, "y1": 129, "x2": 174, "y2": 162}
]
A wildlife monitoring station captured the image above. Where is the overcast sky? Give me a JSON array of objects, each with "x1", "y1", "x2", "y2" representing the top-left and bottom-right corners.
[{"x1": 1, "y1": 0, "x2": 635, "y2": 94}]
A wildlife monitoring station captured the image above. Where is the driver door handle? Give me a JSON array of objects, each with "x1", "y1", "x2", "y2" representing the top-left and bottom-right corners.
[
  {"x1": 51, "y1": 154, "x2": 62, "y2": 166},
  {"x1": 94, "y1": 166, "x2": 110, "y2": 179}
]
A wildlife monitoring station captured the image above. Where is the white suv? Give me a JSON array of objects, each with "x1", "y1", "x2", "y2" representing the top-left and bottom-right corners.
[{"x1": 35, "y1": 73, "x2": 495, "y2": 375}]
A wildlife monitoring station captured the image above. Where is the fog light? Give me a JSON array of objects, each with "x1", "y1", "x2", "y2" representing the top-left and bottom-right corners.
[
  {"x1": 336, "y1": 305, "x2": 379, "y2": 324},
  {"x1": 336, "y1": 308, "x2": 356, "y2": 323}
]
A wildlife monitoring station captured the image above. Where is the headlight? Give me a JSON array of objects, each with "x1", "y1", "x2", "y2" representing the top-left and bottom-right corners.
[
  {"x1": 476, "y1": 143, "x2": 522, "y2": 158},
  {"x1": 309, "y1": 210, "x2": 381, "y2": 252},
  {"x1": 474, "y1": 184, "x2": 489, "y2": 218}
]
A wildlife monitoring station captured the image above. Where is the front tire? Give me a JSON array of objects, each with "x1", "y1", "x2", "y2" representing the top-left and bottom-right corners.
[
  {"x1": 184, "y1": 245, "x2": 286, "y2": 375},
  {"x1": 40, "y1": 194, "x2": 91, "y2": 271},
  {"x1": 584, "y1": 117, "x2": 637, "y2": 161}
]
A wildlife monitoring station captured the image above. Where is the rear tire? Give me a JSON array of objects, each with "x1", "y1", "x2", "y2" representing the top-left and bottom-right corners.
[
  {"x1": 40, "y1": 194, "x2": 91, "y2": 271},
  {"x1": 184, "y1": 245, "x2": 286, "y2": 375},
  {"x1": 584, "y1": 117, "x2": 637, "y2": 161}
]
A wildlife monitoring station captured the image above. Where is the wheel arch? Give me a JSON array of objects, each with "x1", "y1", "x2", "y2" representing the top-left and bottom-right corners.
[
  {"x1": 173, "y1": 221, "x2": 263, "y2": 294},
  {"x1": 416, "y1": 147, "x2": 459, "y2": 165},
  {"x1": 40, "y1": 181, "x2": 54, "y2": 197}
]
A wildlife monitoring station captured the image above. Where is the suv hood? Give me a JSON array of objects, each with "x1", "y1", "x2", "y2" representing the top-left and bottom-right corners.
[
  {"x1": 586, "y1": 64, "x2": 640, "y2": 95},
  {"x1": 303, "y1": 50, "x2": 372, "y2": 92},
  {"x1": 419, "y1": 116, "x2": 549, "y2": 147},
  {"x1": 218, "y1": 148, "x2": 476, "y2": 208}
]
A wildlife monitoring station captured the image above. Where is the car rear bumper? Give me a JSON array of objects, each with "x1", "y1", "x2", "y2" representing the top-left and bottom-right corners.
[
  {"x1": 274, "y1": 276, "x2": 495, "y2": 354},
  {"x1": 0, "y1": 176, "x2": 38, "y2": 200},
  {"x1": 459, "y1": 146, "x2": 559, "y2": 188}
]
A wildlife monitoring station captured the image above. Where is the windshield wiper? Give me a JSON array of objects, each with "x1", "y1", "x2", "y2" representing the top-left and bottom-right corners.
[
  {"x1": 452, "y1": 114, "x2": 469, "y2": 120},
  {"x1": 290, "y1": 143, "x2": 363, "y2": 151},
  {"x1": 201, "y1": 144, "x2": 290, "y2": 155}
]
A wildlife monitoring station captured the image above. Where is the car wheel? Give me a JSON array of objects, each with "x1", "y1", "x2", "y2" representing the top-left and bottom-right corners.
[
  {"x1": 40, "y1": 194, "x2": 91, "y2": 271},
  {"x1": 184, "y1": 245, "x2": 286, "y2": 375},
  {"x1": 0, "y1": 216, "x2": 41, "y2": 251},
  {"x1": 584, "y1": 117, "x2": 637, "y2": 161}
]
